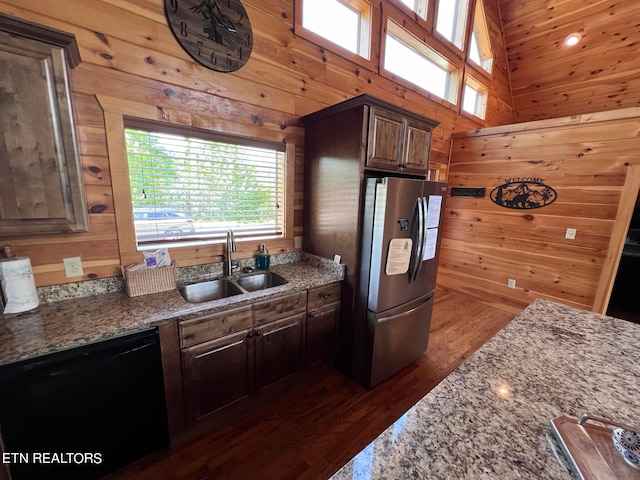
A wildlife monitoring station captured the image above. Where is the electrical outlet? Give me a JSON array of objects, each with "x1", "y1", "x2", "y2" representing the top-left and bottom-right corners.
[
  {"x1": 63, "y1": 257, "x2": 83, "y2": 278},
  {"x1": 294, "y1": 236, "x2": 302, "y2": 249},
  {"x1": 565, "y1": 228, "x2": 577, "y2": 240},
  {"x1": 507, "y1": 278, "x2": 516, "y2": 289}
]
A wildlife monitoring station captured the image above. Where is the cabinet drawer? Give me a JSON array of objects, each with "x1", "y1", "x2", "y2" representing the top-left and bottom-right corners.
[
  {"x1": 179, "y1": 305, "x2": 253, "y2": 348},
  {"x1": 307, "y1": 282, "x2": 342, "y2": 310},
  {"x1": 254, "y1": 292, "x2": 307, "y2": 326}
]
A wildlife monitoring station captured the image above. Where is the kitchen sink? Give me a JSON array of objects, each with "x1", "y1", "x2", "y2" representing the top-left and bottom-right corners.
[
  {"x1": 179, "y1": 279, "x2": 243, "y2": 303},
  {"x1": 236, "y1": 272, "x2": 288, "y2": 292}
]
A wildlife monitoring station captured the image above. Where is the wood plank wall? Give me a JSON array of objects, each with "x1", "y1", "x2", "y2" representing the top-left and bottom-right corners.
[
  {"x1": 440, "y1": 108, "x2": 640, "y2": 313},
  {"x1": 500, "y1": 0, "x2": 640, "y2": 122},
  {"x1": 0, "y1": 0, "x2": 514, "y2": 287}
]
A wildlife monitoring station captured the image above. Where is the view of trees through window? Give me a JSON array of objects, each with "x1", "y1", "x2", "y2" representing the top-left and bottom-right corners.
[{"x1": 125, "y1": 128, "x2": 285, "y2": 245}]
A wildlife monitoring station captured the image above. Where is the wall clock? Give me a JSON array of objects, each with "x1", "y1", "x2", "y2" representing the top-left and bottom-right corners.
[{"x1": 164, "y1": 0, "x2": 253, "y2": 73}]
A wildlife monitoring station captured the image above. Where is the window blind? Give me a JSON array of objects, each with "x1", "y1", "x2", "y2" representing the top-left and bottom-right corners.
[{"x1": 124, "y1": 127, "x2": 285, "y2": 246}]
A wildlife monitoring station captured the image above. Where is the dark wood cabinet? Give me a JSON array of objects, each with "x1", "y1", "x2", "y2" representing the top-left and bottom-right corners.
[
  {"x1": 367, "y1": 107, "x2": 433, "y2": 174},
  {"x1": 179, "y1": 305, "x2": 253, "y2": 348},
  {"x1": 403, "y1": 118, "x2": 433, "y2": 172},
  {"x1": 179, "y1": 291, "x2": 314, "y2": 428},
  {"x1": 306, "y1": 283, "x2": 341, "y2": 367},
  {"x1": 0, "y1": 14, "x2": 87, "y2": 235},
  {"x1": 254, "y1": 291, "x2": 307, "y2": 326},
  {"x1": 181, "y1": 329, "x2": 253, "y2": 425},
  {"x1": 307, "y1": 302, "x2": 340, "y2": 367},
  {"x1": 253, "y1": 292, "x2": 306, "y2": 392},
  {"x1": 255, "y1": 313, "x2": 304, "y2": 391},
  {"x1": 302, "y1": 95, "x2": 438, "y2": 377}
]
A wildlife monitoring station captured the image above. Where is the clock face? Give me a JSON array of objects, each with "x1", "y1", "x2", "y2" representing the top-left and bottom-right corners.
[{"x1": 165, "y1": 0, "x2": 253, "y2": 73}]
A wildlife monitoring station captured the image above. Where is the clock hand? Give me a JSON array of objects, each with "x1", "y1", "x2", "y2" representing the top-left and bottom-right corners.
[
  {"x1": 202, "y1": 0, "x2": 223, "y2": 44},
  {"x1": 211, "y1": 1, "x2": 237, "y2": 33}
]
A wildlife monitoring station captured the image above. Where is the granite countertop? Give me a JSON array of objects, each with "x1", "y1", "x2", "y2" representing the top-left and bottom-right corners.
[
  {"x1": 0, "y1": 256, "x2": 344, "y2": 367},
  {"x1": 331, "y1": 299, "x2": 640, "y2": 479}
]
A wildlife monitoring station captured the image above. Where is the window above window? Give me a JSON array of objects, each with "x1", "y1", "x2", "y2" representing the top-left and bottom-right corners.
[
  {"x1": 394, "y1": 0, "x2": 428, "y2": 20},
  {"x1": 468, "y1": 0, "x2": 493, "y2": 73},
  {"x1": 295, "y1": 0, "x2": 373, "y2": 61},
  {"x1": 462, "y1": 75, "x2": 488, "y2": 119},
  {"x1": 435, "y1": 0, "x2": 470, "y2": 50},
  {"x1": 383, "y1": 19, "x2": 459, "y2": 104},
  {"x1": 124, "y1": 125, "x2": 285, "y2": 248}
]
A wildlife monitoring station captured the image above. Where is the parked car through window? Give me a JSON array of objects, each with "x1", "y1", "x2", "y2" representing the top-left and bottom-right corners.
[{"x1": 133, "y1": 208, "x2": 195, "y2": 241}]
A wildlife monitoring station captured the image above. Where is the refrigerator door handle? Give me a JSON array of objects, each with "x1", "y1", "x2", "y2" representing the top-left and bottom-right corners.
[
  {"x1": 413, "y1": 196, "x2": 429, "y2": 281},
  {"x1": 409, "y1": 196, "x2": 425, "y2": 282}
]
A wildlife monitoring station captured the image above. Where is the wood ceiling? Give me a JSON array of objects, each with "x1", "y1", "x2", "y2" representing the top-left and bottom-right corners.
[{"x1": 499, "y1": 0, "x2": 640, "y2": 122}]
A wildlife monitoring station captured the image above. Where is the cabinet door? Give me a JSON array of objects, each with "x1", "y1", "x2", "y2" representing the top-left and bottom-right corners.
[
  {"x1": 307, "y1": 302, "x2": 340, "y2": 367},
  {"x1": 254, "y1": 313, "x2": 304, "y2": 392},
  {"x1": 366, "y1": 108, "x2": 403, "y2": 169},
  {"x1": 0, "y1": 22, "x2": 87, "y2": 235},
  {"x1": 181, "y1": 329, "x2": 252, "y2": 425},
  {"x1": 402, "y1": 119, "x2": 432, "y2": 173}
]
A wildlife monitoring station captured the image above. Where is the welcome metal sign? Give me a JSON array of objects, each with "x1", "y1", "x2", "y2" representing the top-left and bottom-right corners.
[{"x1": 490, "y1": 177, "x2": 557, "y2": 209}]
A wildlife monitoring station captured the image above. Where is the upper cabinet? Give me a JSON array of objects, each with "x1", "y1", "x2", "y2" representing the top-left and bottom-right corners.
[
  {"x1": 0, "y1": 14, "x2": 87, "y2": 236},
  {"x1": 367, "y1": 107, "x2": 434, "y2": 175},
  {"x1": 303, "y1": 94, "x2": 439, "y2": 177}
]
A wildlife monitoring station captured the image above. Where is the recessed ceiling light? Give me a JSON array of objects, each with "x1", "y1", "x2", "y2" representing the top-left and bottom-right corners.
[{"x1": 565, "y1": 33, "x2": 581, "y2": 47}]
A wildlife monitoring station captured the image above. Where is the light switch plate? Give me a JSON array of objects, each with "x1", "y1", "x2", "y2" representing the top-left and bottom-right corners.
[
  {"x1": 565, "y1": 228, "x2": 577, "y2": 240},
  {"x1": 63, "y1": 257, "x2": 83, "y2": 278},
  {"x1": 507, "y1": 278, "x2": 516, "y2": 289}
]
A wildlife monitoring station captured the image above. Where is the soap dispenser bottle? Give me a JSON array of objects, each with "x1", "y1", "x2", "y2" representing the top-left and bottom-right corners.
[{"x1": 256, "y1": 244, "x2": 270, "y2": 270}]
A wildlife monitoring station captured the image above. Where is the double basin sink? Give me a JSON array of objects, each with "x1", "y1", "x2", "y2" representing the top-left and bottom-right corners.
[{"x1": 179, "y1": 271, "x2": 288, "y2": 303}]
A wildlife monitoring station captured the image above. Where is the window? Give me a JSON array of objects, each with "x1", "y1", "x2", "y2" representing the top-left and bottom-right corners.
[
  {"x1": 383, "y1": 19, "x2": 459, "y2": 103},
  {"x1": 462, "y1": 75, "x2": 488, "y2": 119},
  {"x1": 395, "y1": 0, "x2": 428, "y2": 20},
  {"x1": 468, "y1": 0, "x2": 493, "y2": 73},
  {"x1": 435, "y1": 0, "x2": 470, "y2": 50},
  {"x1": 125, "y1": 125, "x2": 285, "y2": 247},
  {"x1": 296, "y1": 0, "x2": 372, "y2": 60}
]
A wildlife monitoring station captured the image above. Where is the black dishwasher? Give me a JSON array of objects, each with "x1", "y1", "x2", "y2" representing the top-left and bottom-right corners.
[{"x1": 0, "y1": 328, "x2": 169, "y2": 480}]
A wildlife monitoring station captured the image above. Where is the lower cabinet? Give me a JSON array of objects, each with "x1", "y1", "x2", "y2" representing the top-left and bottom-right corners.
[
  {"x1": 181, "y1": 329, "x2": 253, "y2": 425},
  {"x1": 307, "y1": 302, "x2": 340, "y2": 367},
  {"x1": 255, "y1": 313, "x2": 304, "y2": 392},
  {"x1": 174, "y1": 282, "x2": 341, "y2": 433},
  {"x1": 306, "y1": 283, "x2": 342, "y2": 367}
]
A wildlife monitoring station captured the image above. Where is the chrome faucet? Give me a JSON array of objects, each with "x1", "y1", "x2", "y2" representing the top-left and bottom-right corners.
[{"x1": 225, "y1": 229, "x2": 236, "y2": 276}]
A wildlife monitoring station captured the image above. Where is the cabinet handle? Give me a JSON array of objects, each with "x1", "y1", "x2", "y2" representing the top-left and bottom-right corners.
[
  {"x1": 318, "y1": 293, "x2": 332, "y2": 299},
  {"x1": 261, "y1": 322, "x2": 297, "y2": 338},
  {"x1": 308, "y1": 312, "x2": 315, "y2": 318},
  {"x1": 194, "y1": 339, "x2": 244, "y2": 359}
]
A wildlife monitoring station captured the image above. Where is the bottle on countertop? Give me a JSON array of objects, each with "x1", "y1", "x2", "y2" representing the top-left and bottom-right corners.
[{"x1": 255, "y1": 244, "x2": 270, "y2": 270}]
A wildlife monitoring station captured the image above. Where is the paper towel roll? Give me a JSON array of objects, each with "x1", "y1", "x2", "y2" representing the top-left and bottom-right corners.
[{"x1": 0, "y1": 257, "x2": 39, "y2": 314}]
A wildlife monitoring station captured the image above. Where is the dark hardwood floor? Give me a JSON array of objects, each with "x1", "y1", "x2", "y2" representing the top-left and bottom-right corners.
[{"x1": 108, "y1": 288, "x2": 516, "y2": 480}]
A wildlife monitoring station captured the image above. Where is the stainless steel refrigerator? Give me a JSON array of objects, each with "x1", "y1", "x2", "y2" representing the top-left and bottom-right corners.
[{"x1": 357, "y1": 177, "x2": 447, "y2": 387}]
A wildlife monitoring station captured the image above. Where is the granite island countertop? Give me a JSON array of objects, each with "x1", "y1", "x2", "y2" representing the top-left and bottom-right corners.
[
  {"x1": 331, "y1": 299, "x2": 640, "y2": 479},
  {"x1": 0, "y1": 257, "x2": 344, "y2": 367}
]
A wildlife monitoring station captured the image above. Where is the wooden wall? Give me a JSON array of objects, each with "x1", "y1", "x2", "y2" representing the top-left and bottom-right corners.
[
  {"x1": 0, "y1": 0, "x2": 514, "y2": 287},
  {"x1": 440, "y1": 108, "x2": 640, "y2": 313},
  {"x1": 500, "y1": 0, "x2": 640, "y2": 122}
]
